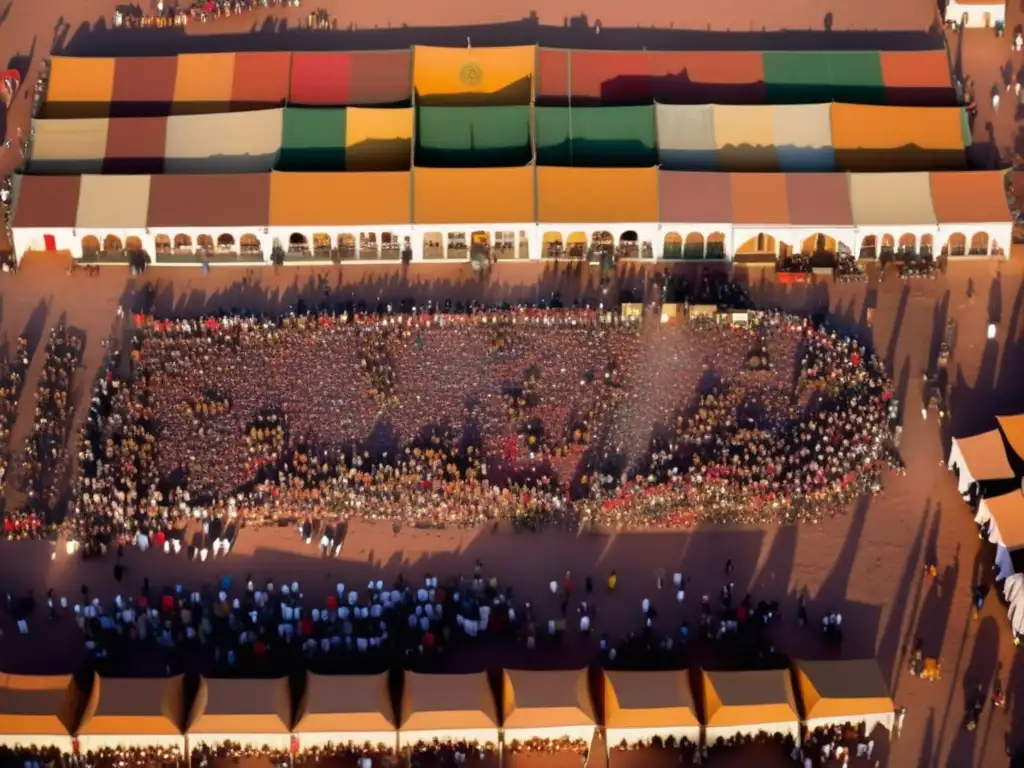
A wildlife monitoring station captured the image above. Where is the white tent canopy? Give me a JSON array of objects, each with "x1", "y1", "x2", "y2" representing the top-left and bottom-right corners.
[
  {"x1": 1008, "y1": 591, "x2": 1024, "y2": 635},
  {"x1": 948, "y1": 429, "x2": 1015, "y2": 494},
  {"x1": 1003, "y1": 573, "x2": 1024, "y2": 601}
]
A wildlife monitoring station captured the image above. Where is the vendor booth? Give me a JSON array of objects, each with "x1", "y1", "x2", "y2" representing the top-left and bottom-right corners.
[
  {"x1": 947, "y1": 429, "x2": 1015, "y2": 495},
  {"x1": 76, "y1": 675, "x2": 185, "y2": 752},
  {"x1": 0, "y1": 674, "x2": 81, "y2": 753},
  {"x1": 501, "y1": 669, "x2": 597, "y2": 745},
  {"x1": 1008, "y1": 589, "x2": 1024, "y2": 636},
  {"x1": 186, "y1": 677, "x2": 291, "y2": 750},
  {"x1": 997, "y1": 414, "x2": 1024, "y2": 462},
  {"x1": 792, "y1": 660, "x2": 895, "y2": 732},
  {"x1": 293, "y1": 672, "x2": 397, "y2": 751},
  {"x1": 397, "y1": 672, "x2": 498, "y2": 748},
  {"x1": 603, "y1": 670, "x2": 700, "y2": 747},
  {"x1": 700, "y1": 669, "x2": 800, "y2": 744},
  {"x1": 974, "y1": 490, "x2": 1024, "y2": 579}
]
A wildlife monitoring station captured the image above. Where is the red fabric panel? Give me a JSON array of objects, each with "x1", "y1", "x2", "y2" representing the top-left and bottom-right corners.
[
  {"x1": 289, "y1": 52, "x2": 351, "y2": 105},
  {"x1": 231, "y1": 52, "x2": 291, "y2": 105},
  {"x1": 569, "y1": 51, "x2": 651, "y2": 103}
]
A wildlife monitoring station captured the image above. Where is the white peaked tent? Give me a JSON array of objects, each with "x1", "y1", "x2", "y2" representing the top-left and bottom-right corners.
[
  {"x1": 1008, "y1": 591, "x2": 1024, "y2": 635},
  {"x1": 948, "y1": 429, "x2": 1015, "y2": 495},
  {"x1": 975, "y1": 490, "x2": 1024, "y2": 579},
  {"x1": 1003, "y1": 573, "x2": 1024, "y2": 601}
]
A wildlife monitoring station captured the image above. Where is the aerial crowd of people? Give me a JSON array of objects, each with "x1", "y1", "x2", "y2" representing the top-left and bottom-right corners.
[{"x1": 49, "y1": 303, "x2": 900, "y2": 550}]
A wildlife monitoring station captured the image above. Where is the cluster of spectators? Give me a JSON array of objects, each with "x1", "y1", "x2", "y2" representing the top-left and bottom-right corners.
[
  {"x1": 0, "y1": 335, "x2": 28, "y2": 533},
  {"x1": 62, "y1": 303, "x2": 898, "y2": 550}
]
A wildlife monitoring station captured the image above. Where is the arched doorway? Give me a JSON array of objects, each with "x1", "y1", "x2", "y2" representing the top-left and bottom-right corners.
[
  {"x1": 338, "y1": 234, "x2": 356, "y2": 259},
  {"x1": 422, "y1": 232, "x2": 443, "y2": 259},
  {"x1": 174, "y1": 234, "x2": 192, "y2": 251},
  {"x1": 197, "y1": 234, "x2": 214, "y2": 251},
  {"x1": 684, "y1": 232, "x2": 704, "y2": 259},
  {"x1": 312, "y1": 233, "x2": 331, "y2": 254},
  {"x1": 566, "y1": 232, "x2": 587, "y2": 259},
  {"x1": 897, "y1": 234, "x2": 916, "y2": 257},
  {"x1": 360, "y1": 233, "x2": 379, "y2": 258},
  {"x1": 919, "y1": 234, "x2": 933, "y2": 257},
  {"x1": 969, "y1": 232, "x2": 990, "y2": 255},
  {"x1": 471, "y1": 231, "x2": 491, "y2": 257},
  {"x1": 801, "y1": 233, "x2": 837, "y2": 255},
  {"x1": 859, "y1": 235, "x2": 877, "y2": 260},
  {"x1": 446, "y1": 232, "x2": 467, "y2": 258},
  {"x1": 103, "y1": 235, "x2": 123, "y2": 252},
  {"x1": 382, "y1": 232, "x2": 401, "y2": 257},
  {"x1": 879, "y1": 234, "x2": 895, "y2": 258},
  {"x1": 155, "y1": 235, "x2": 171, "y2": 253},
  {"x1": 591, "y1": 231, "x2": 614, "y2": 263},
  {"x1": 289, "y1": 233, "x2": 309, "y2": 252},
  {"x1": 240, "y1": 234, "x2": 261, "y2": 255},
  {"x1": 706, "y1": 232, "x2": 726, "y2": 259},
  {"x1": 735, "y1": 233, "x2": 776, "y2": 254},
  {"x1": 542, "y1": 231, "x2": 563, "y2": 258},
  {"x1": 82, "y1": 235, "x2": 100, "y2": 255},
  {"x1": 619, "y1": 230, "x2": 639, "y2": 258},
  {"x1": 217, "y1": 234, "x2": 235, "y2": 252},
  {"x1": 125, "y1": 236, "x2": 142, "y2": 251},
  {"x1": 945, "y1": 232, "x2": 966, "y2": 256},
  {"x1": 663, "y1": 232, "x2": 682, "y2": 259}
]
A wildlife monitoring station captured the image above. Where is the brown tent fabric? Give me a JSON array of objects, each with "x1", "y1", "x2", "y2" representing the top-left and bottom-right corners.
[
  {"x1": 0, "y1": 674, "x2": 80, "y2": 744},
  {"x1": 951, "y1": 429, "x2": 1015, "y2": 483},
  {"x1": 701, "y1": 670, "x2": 799, "y2": 730},
  {"x1": 793, "y1": 660, "x2": 895, "y2": 728},
  {"x1": 187, "y1": 677, "x2": 291, "y2": 736},
  {"x1": 998, "y1": 415, "x2": 1024, "y2": 462},
  {"x1": 77, "y1": 675, "x2": 184, "y2": 738},
  {"x1": 294, "y1": 672, "x2": 396, "y2": 736},
  {"x1": 501, "y1": 669, "x2": 596, "y2": 731},
  {"x1": 603, "y1": 670, "x2": 699, "y2": 731},
  {"x1": 399, "y1": 671, "x2": 498, "y2": 735}
]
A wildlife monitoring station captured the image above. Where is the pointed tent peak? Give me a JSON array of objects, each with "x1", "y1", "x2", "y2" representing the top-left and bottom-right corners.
[
  {"x1": 950, "y1": 428, "x2": 1015, "y2": 483},
  {"x1": 998, "y1": 414, "x2": 1024, "y2": 461}
]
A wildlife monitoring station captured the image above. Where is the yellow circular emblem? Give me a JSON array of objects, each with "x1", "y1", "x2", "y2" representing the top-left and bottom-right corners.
[{"x1": 460, "y1": 62, "x2": 483, "y2": 88}]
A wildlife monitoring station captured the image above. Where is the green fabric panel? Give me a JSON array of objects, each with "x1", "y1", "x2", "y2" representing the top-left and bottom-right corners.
[
  {"x1": 278, "y1": 108, "x2": 347, "y2": 171},
  {"x1": 960, "y1": 108, "x2": 973, "y2": 147},
  {"x1": 824, "y1": 52, "x2": 885, "y2": 105},
  {"x1": 567, "y1": 106, "x2": 656, "y2": 166},
  {"x1": 415, "y1": 105, "x2": 532, "y2": 167},
  {"x1": 535, "y1": 107, "x2": 572, "y2": 165},
  {"x1": 762, "y1": 52, "x2": 833, "y2": 104}
]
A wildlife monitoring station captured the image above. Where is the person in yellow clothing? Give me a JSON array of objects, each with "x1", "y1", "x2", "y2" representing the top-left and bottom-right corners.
[{"x1": 607, "y1": 570, "x2": 617, "y2": 591}]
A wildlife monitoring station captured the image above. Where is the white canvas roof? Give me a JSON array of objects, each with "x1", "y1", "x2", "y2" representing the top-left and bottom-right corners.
[{"x1": 848, "y1": 172, "x2": 937, "y2": 227}]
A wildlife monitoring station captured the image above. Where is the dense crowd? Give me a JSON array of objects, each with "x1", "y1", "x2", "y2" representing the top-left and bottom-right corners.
[
  {"x1": 0, "y1": 335, "x2": 28, "y2": 513},
  {"x1": 61, "y1": 304, "x2": 898, "y2": 549}
]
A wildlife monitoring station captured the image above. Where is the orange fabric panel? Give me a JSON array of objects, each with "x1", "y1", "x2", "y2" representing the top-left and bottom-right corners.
[
  {"x1": 268, "y1": 171, "x2": 411, "y2": 226},
  {"x1": 413, "y1": 46, "x2": 534, "y2": 104},
  {"x1": 46, "y1": 58, "x2": 116, "y2": 103},
  {"x1": 929, "y1": 171, "x2": 1012, "y2": 223},
  {"x1": 729, "y1": 173, "x2": 790, "y2": 225},
  {"x1": 879, "y1": 51, "x2": 953, "y2": 89},
  {"x1": 830, "y1": 104, "x2": 964, "y2": 150},
  {"x1": 413, "y1": 166, "x2": 534, "y2": 225},
  {"x1": 231, "y1": 52, "x2": 291, "y2": 104},
  {"x1": 537, "y1": 167, "x2": 658, "y2": 223},
  {"x1": 173, "y1": 53, "x2": 236, "y2": 106}
]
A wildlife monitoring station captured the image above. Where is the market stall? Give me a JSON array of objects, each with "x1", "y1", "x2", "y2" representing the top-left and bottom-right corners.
[
  {"x1": 700, "y1": 669, "x2": 800, "y2": 744},
  {"x1": 397, "y1": 672, "x2": 498, "y2": 749},
  {"x1": 603, "y1": 670, "x2": 700, "y2": 747},
  {"x1": 792, "y1": 660, "x2": 895, "y2": 732},
  {"x1": 186, "y1": 677, "x2": 291, "y2": 751},
  {"x1": 501, "y1": 669, "x2": 596, "y2": 745},
  {"x1": 76, "y1": 675, "x2": 185, "y2": 752},
  {"x1": 974, "y1": 490, "x2": 1024, "y2": 579},
  {"x1": 0, "y1": 673, "x2": 80, "y2": 753},
  {"x1": 293, "y1": 672, "x2": 396, "y2": 751},
  {"x1": 947, "y1": 429, "x2": 1015, "y2": 495}
]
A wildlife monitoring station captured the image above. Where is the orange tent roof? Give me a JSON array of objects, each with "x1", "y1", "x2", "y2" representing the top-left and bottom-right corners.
[
  {"x1": 400, "y1": 672, "x2": 498, "y2": 734},
  {"x1": 998, "y1": 414, "x2": 1024, "y2": 461},
  {"x1": 830, "y1": 104, "x2": 965, "y2": 150},
  {"x1": 268, "y1": 171, "x2": 411, "y2": 227},
  {"x1": 186, "y1": 677, "x2": 291, "y2": 736},
  {"x1": 929, "y1": 171, "x2": 1011, "y2": 224},
  {"x1": 501, "y1": 669, "x2": 595, "y2": 731},
  {"x1": 701, "y1": 669, "x2": 799, "y2": 729},
  {"x1": 413, "y1": 166, "x2": 534, "y2": 225},
  {"x1": 77, "y1": 675, "x2": 184, "y2": 737},
  {"x1": 536, "y1": 167, "x2": 658, "y2": 223},
  {"x1": 0, "y1": 674, "x2": 80, "y2": 738}
]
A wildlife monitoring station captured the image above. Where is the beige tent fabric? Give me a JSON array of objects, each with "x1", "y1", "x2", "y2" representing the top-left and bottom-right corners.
[
  {"x1": 187, "y1": 677, "x2": 291, "y2": 736},
  {"x1": 950, "y1": 429, "x2": 1015, "y2": 484},
  {"x1": 793, "y1": 660, "x2": 895, "y2": 728},
  {"x1": 29, "y1": 118, "x2": 109, "y2": 173},
  {"x1": 75, "y1": 174, "x2": 152, "y2": 229},
  {"x1": 501, "y1": 669, "x2": 596, "y2": 730},
  {"x1": 603, "y1": 670, "x2": 699, "y2": 730},
  {"x1": 294, "y1": 672, "x2": 396, "y2": 735},
  {"x1": 163, "y1": 109, "x2": 283, "y2": 173},
  {"x1": 77, "y1": 674, "x2": 184, "y2": 737},
  {"x1": 770, "y1": 105, "x2": 832, "y2": 150},
  {"x1": 399, "y1": 671, "x2": 498, "y2": 734},
  {"x1": 0, "y1": 673, "x2": 81, "y2": 747},
  {"x1": 848, "y1": 172, "x2": 937, "y2": 227},
  {"x1": 979, "y1": 490, "x2": 1024, "y2": 550},
  {"x1": 701, "y1": 669, "x2": 799, "y2": 729}
]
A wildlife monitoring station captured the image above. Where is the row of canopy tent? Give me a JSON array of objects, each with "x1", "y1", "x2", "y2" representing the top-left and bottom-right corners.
[
  {"x1": 0, "y1": 662, "x2": 894, "y2": 753},
  {"x1": 39, "y1": 48, "x2": 955, "y2": 117},
  {"x1": 11, "y1": 168, "x2": 1012, "y2": 240},
  {"x1": 26, "y1": 103, "x2": 971, "y2": 176},
  {"x1": 947, "y1": 416, "x2": 1024, "y2": 636}
]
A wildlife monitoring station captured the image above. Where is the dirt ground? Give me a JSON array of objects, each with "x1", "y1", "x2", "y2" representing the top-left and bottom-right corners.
[{"x1": 0, "y1": 255, "x2": 1020, "y2": 768}]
